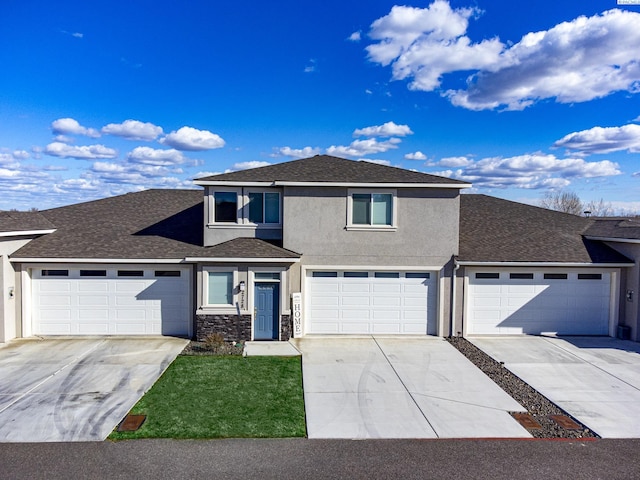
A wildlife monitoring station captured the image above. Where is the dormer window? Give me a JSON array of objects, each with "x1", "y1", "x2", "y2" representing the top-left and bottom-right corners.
[
  {"x1": 214, "y1": 191, "x2": 238, "y2": 223},
  {"x1": 248, "y1": 192, "x2": 280, "y2": 224}
]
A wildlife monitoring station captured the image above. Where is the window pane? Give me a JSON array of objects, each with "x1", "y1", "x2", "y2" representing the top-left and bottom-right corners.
[
  {"x1": 248, "y1": 192, "x2": 263, "y2": 223},
  {"x1": 41, "y1": 270, "x2": 68, "y2": 277},
  {"x1": 118, "y1": 270, "x2": 144, "y2": 277},
  {"x1": 208, "y1": 272, "x2": 233, "y2": 304},
  {"x1": 264, "y1": 193, "x2": 280, "y2": 223},
  {"x1": 155, "y1": 271, "x2": 181, "y2": 277},
  {"x1": 255, "y1": 272, "x2": 280, "y2": 280},
  {"x1": 352, "y1": 194, "x2": 370, "y2": 224},
  {"x1": 476, "y1": 272, "x2": 499, "y2": 279},
  {"x1": 372, "y1": 194, "x2": 392, "y2": 225},
  {"x1": 375, "y1": 272, "x2": 399, "y2": 278},
  {"x1": 344, "y1": 272, "x2": 368, "y2": 278},
  {"x1": 312, "y1": 271, "x2": 338, "y2": 277},
  {"x1": 80, "y1": 270, "x2": 106, "y2": 277},
  {"x1": 406, "y1": 272, "x2": 430, "y2": 279},
  {"x1": 215, "y1": 192, "x2": 237, "y2": 223}
]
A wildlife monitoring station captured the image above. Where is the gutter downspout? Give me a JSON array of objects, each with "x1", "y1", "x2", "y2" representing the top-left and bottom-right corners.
[{"x1": 450, "y1": 255, "x2": 460, "y2": 337}]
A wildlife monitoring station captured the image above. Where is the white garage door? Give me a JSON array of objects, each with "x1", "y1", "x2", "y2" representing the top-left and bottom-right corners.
[
  {"x1": 466, "y1": 270, "x2": 611, "y2": 335},
  {"x1": 306, "y1": 270, "x2": 437, "y2": 335},
  {"x1": 32, "y1": 266, "x2": 191, "y2": 336}
]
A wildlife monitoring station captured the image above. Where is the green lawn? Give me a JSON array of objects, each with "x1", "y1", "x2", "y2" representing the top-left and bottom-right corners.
[{"x1": 109, "y1": 355, "x2": 306, "y2": 439}]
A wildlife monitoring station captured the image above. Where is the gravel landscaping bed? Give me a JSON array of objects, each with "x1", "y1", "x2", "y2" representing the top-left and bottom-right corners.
[{"x1": 447, "y1": 336, "x2": 598, "y2": 439}]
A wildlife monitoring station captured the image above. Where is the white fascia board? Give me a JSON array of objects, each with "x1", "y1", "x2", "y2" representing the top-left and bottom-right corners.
[
  {"x1": 456, "y1": 261, "x2": 635, "y2": 267},
  {"x1": 274, "y1": 181, "x2": 471, "y2": 189},
  {"x1": 193, "y1": 181, "x2": 275, "y2": 187},
  {"x1": 0, "y1": 229, "x2": 56, "y2": 238},
  {"x1": 10, "y1": 257, "x2": 186, "y2": 264},
  {"x1": 584, "y1": 235, "x2": 640, "y2": 245},
  {"x1": 184, "y1": 257, "x2": 300, "y2": 263},
  {"x1": 193, "y1": 180, "x2": 471, "y2": 189},
  {"x1": 302, "y1": 264, "x2": 445, "y2": 271}
]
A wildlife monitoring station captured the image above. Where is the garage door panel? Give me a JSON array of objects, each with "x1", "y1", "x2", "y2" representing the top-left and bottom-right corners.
[
  {"x1": 33, "y1": 267, "x2": 190, "y2": 336},
  {"x1": 468, "y1": 270, "x2": 610, "y2": 336},
  {"x1": 78, "y1": 295, "x2": 109, "y2": 306},
  {"x1": 307, "y1": 271, "x2": 437, "y2": 335}
]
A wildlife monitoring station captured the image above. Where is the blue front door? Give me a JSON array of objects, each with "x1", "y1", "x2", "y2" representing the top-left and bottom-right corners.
[{"x1": 254, "y1": 283, "x2": 279, "y2": 340}]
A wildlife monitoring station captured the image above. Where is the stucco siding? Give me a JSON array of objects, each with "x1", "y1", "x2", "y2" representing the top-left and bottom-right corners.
[{"x1": 282, "y1": 186, "x2": 459, "y2": 266}]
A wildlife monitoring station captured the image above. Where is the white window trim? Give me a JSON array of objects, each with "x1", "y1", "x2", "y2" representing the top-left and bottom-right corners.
[
  {"x1": 346, "y1": 188, "x2": 398, "y2": 231},
  {"x1": 208, "y1": 187, "x2": 243, "y2": 226},
  {"x1": 244, "y1": 188, "x2": 283, "y2": 227},
  {"x1": 202, "y1": 266, "x2": 238, "y2": 309},
  {"x1": 207, "y1": 187, "x2": 283, "y2": 229}
]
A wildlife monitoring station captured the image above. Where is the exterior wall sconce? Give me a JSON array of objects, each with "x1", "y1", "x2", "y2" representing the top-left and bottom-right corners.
[
  {"x1": 627, "y1": 289, "x2": 633, "y2": 302},
  {"x1": 239, "y1": 281, "x2": 246, "y2": 292}
]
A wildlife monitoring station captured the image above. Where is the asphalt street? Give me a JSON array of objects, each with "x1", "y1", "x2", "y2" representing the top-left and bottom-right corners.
[{"x1": 1, "y1": 438, "x2": 639, "y2": 480}]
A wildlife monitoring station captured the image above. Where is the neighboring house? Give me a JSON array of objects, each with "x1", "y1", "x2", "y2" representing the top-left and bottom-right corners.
[{"x1": 1, "y1": 155, "x2": 638, "y2": 343}]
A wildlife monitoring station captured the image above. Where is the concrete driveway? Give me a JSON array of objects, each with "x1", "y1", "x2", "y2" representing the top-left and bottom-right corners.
[
  {"x1": 291, "y1": 336, "x2": 530, "y2": 439},
  {"x1": 470, "y1": 336, "x2": 640, "y2": 438},
  {"x1": 0, "y1": 336, "x2": 187, "y2": 442}
]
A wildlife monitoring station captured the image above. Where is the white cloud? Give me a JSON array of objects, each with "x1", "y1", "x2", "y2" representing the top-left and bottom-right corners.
[
  {"x1": 160, "y1": 126, "x2": 225, "y2": 151},
  {"x1": 102, "y1": 120, "x2": 163, "y2": 141},
  {"x1": 367, "y1": 3, "x2": 640, "y2": 110},
  {"x1": 367, "y1": 2, "x2": 503, "y2": 92},
  {"x1": 12, "y1": 150, "x2": 29, "y2": 160},
  {"x1": 227, "y1": 161, "x2": 271, "y2": 172},
  {"x1": 304, "y1": 59, "x2": 317, "y2": 73},
  {"x1": 51, "y1": 118, "x2": 100, "y2": 138},
  {"x1": 353, "y1": 121, "x2": 413, "y2": 137},
  {"x1": 326, "y1": 138, "x2": 402, "y2": 158},
  {"x1": 440, "y1": 156, "x2": 471, "y2": 167},
  {"x1": 276, "y1": 146, "x2": 321, "y2": 159},
  {"x1": 127, "y1": 146, "x2": 186, "y2": 166},
  {"x1": 44, "y1": 142, "x2": 117, "y2": 159},
  {"x1": 553, "y1": 124, "x2": 640, "y2": 155},
  {"x1": 405, "y1": 151, "x2": 427, "y2": 160},
  {"x1": 348, "y1": 31, "x2": 362, "y2": 42},
  {"x1": 432, "y1": 153, "x2": 621, "y2": 189}
]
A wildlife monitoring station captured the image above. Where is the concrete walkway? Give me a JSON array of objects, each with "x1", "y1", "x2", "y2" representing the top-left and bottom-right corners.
[
  {"x1": 470, "y1": 336, "x2": 640, "y2": 438},
  {"x1": 0, "y1": 336, "x2": 187, "y2": 442},
  {"x1": 291, "y1": 336, "x2": 530, "y2": 439}
]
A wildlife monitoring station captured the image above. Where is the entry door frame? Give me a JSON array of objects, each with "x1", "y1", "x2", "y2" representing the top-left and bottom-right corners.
[{"x1": 254, "y1": 281, "x2": 280, "y2": 340}]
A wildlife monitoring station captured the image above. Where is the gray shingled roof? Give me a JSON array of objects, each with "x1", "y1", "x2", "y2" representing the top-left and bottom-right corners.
[
  {"x1": 12, "y1": 189, "x2": 300, "y2": 260},
  {"x1": 0, "y1": 211, "x2": 55, "y2": 234},
  {"x1": 584, "y1": 218, "x2": 640, "y2": 241},
  {"x1": 459, "y1": 195, "x2": 631, "y2": 264},
  {"x1": 196, "y1": 155, "x2": 470, "y2": 185}
]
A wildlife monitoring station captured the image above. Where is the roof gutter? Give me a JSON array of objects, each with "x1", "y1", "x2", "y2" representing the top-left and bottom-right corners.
[
  {"x1": 194, "y1": 180, "x2": 471, "y2": 189},
  {"x1": 0, "y1": 229, "x2": 56, "y2": 238},
  {"x1": 456, "y1": 261, "x2": 635, "y2": 267},
  {"x1": 184, "y1": 257, "x2": 300, "y2": 263},
  {"x1": 584, "y1": 235, "x2": 640, "y2": 245}
]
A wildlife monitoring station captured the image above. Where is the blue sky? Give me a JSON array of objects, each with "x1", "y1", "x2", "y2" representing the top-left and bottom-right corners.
[{"x1": 1, "y1": 0, "x2": 640, "y2": 212}]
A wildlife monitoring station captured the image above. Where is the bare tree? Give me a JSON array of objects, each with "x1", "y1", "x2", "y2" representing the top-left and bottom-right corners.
[
  {"x1": 583, "y1": 198, "x2": 615, "y2": 217},
  {"x1": 539, "y1": 190, "x2": 584, "y2": 216}
]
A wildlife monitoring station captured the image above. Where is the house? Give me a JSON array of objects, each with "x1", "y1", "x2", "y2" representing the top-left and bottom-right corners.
[{"x1": 0, "y1": 155, "x2": 638, "y2": 344}]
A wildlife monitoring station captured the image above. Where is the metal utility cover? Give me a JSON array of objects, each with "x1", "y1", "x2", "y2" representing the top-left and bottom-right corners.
[
  {"x1": 512, "y1": 413, "x2": 542, "y2": 429},
  {"x1": 117, "y1": 414, "x2": 147, "y2": 432}
]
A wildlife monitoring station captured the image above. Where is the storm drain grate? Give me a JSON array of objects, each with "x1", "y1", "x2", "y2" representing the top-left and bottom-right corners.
[
  {"x1": 549, "y1": 415, "x2": 581, "y2": 430},
  {"x1": 117, "y1": 414, "x2": 147, "y2": 432},
  {"x1": 511, "y1": 412, "x2": 542, "y2": 430}
]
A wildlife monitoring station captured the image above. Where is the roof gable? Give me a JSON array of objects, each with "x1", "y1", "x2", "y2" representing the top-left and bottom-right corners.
[{"x1": 195, "y1": 155, "x2": 470, "y2": 186}]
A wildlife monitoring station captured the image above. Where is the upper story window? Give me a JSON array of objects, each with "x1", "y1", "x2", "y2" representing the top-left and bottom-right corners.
[
  {"x1": 248, "y1": 192, "x2": 280, "y2": 224},
  {"x1": 347, "y1": 189, "x2": 397, "y2": 231},
  {"x1": 214, "y1": 191, "x2": 238, "y2": 223}
]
